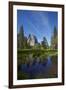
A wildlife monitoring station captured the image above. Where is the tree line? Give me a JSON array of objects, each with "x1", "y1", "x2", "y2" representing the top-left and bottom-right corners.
[{"x1": 17, "y1": 25, "x2": 58, "y2": 49}]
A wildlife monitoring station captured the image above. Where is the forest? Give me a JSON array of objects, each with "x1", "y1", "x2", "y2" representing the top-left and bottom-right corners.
[
  {"x1": 17, "y1": 25, "x2": 58, "y2": 50},
  {"x1": 17, "y1": 25, "x2": 58, "y2": 79}
]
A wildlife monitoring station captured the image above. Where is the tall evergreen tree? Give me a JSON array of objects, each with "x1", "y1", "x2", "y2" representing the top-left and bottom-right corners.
[
  {"x1": 34, "y1": 35, "x2": 38, "y2": 44},
  {"x1": 51, "y1": 26, "x2": 58, "y2": 49},
  {"x1": 41, "y1": 37, "x2": 48, "y2": 49},
  {"x1": 17, "y1": 25, "x2": 25, "y2": 49}
]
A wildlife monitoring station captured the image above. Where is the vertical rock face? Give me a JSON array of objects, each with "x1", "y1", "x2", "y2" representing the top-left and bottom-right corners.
[{"x1": 27, "y1": 34, "x2": 35, "y2": 46}]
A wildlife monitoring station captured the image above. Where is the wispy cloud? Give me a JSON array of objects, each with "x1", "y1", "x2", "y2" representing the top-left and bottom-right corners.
[
  {"x1": 17, "y1": 10, "x2": 57, "y2": 45},
  {"x1": 23, "y1": 15, "x2": 42, "y2": 39},
  {"x1": 27, "y1": 11, "x2": 52, "y2": 44}
]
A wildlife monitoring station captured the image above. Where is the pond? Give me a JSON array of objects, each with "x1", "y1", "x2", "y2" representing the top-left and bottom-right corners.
[{"x1": 17, "y1": 52, "x2": 58, "y2": 80}]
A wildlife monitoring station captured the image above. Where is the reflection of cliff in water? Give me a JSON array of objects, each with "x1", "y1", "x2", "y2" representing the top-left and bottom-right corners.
[{"x1": 17, "y1": 54, "x2": 58, "y2": 80}]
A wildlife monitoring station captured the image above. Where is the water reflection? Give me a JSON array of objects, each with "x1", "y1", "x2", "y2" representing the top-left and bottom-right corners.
[{"x1": 17, "y1": 54, "x2": 58, "y2": 80}]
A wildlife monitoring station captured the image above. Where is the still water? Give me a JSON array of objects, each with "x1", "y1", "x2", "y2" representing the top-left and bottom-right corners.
[{"x1": 17, "y1": 55, "x2": 58, "y2": 80}]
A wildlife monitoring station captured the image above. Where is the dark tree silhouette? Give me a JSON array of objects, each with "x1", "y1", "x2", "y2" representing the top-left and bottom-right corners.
[
  {"x1": 17, "y1": 25, "x2": 26, "y2": 49},
  {"x1": 41, "y1": 37, "x2": 49, "y2": 49},
  {"x1": 51, "y1": 26, "x2": 58, "y2": 49}
]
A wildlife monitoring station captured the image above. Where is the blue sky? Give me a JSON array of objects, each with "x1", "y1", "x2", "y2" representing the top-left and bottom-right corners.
[{"x1": 17, "y1": 10, "x2": 58, "y2": 45}]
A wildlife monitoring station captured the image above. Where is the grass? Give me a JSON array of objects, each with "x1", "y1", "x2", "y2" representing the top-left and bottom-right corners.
[
  {"x1": 17, "y1": 49, "x2": 58, "y2": 57},
  {"x1": 18, "y1": 48, "x2": 57, "y2": 53},
  {"x1": 17, "y1": 48, "x2": 58, "y2": 65}
]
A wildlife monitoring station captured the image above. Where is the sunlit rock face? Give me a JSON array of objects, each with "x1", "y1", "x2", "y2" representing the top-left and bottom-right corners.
[{"x1": 27, "y1": 34, "x2": 35, "y2": 46}]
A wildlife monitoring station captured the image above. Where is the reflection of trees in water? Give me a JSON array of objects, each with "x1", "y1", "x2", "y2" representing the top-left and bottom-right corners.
[
  {"x1": 18, "y1": 53, "x2": 49, "y2": 68},
  {"x1": 18, "y1": 52, "x2": 58, "y2": 66},
  {"x1": 48, "y1": 55, "x2": 58, "y2": 78},
  {"x1": 50, "y1": 55, "x2": 58, "y2": 64},
  {"x1": 17, "y1": 55, "x2": 58, "y2": 80}
]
